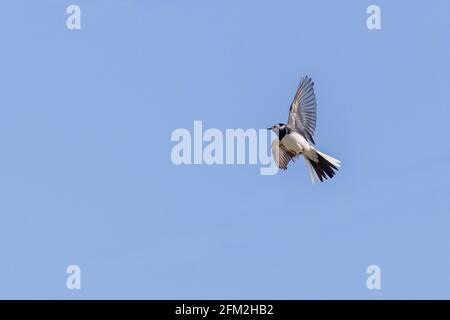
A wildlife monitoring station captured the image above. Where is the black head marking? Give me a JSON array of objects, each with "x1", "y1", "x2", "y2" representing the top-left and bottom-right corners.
[{"x1": 278, "y1": 125, "x2": 287, "y2": 140}]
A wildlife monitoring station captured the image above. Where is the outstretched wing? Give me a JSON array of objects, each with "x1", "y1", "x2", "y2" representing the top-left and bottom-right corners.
[
  {"x1": 271, "y1": 139, "x2": 299, "y2": 170},
  {"x1": 287, "y1": 76, "x2": 317, "y2": 144}
]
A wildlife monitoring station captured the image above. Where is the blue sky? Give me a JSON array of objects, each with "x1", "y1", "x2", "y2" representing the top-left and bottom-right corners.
[{"x1": 1, "y1": 0, "x2": 450, "y2": 299}]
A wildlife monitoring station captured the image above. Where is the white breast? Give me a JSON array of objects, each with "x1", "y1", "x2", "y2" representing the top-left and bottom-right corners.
[{"x1": 281, "y1": 132, "x2": 311, "y2": 154}]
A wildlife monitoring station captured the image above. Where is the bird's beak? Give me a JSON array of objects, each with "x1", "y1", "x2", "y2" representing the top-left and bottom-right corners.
[{"x1": 267, "y1": 127, "x2": 272, "y2": 130}]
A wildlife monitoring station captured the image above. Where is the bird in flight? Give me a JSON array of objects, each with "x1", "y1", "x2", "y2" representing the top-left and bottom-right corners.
[{"x1": 268, "y1": 76, "x2": 341, "y2": 183}]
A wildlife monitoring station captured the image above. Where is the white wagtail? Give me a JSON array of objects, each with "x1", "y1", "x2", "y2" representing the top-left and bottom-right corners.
[{"x1": 268, "y1": 76, "x2": 341, "y2": 182}]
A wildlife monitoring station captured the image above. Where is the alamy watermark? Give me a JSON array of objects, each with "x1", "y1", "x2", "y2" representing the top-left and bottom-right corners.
[
  {"x1": 66, "y1": 4, "x2": 81, "y2": 30},
  {"x1": 366, "y1": 264, "x2": 381, "y2": 290},
  {"x1": 367, "y1": 5, "x2": 381, "y2": 30},
  {"x1": 170, "y1": 121, "x2": 279, "y2": 175},
  {"x1": 66, "y1": 265, "x2": 81, "y2": 290}
]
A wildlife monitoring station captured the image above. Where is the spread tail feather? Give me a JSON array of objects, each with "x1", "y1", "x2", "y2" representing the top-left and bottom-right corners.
[{"x1": 304, "y1": 150, "x2": 341, "y2": 183}]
